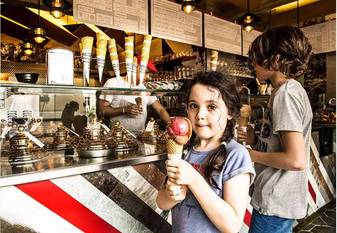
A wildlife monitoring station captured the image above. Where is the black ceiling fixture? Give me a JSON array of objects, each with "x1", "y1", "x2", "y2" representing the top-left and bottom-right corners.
[
  {"x1": 33, "y1": 0, "x2": 46, "y2": 44},
  {"x1": 237, "y1": 0, "x2": 260, "y2": 32},
  {"x1": 42, "y1": 0, "x2": 72, "y2": 19}
]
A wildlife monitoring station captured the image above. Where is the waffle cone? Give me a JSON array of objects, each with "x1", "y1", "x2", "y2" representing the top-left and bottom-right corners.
[
  {"x1": 96, "y1": 39, "x2": 107, "y2": 49},
  {"x1": 96, "y1": 48, "x2": 106, "y2": 57},
  {"x1": 125, "y1": 36, "x2": 134, "y2": 44},
  {"x1": 96, "y1": 33, "x2": 105, "y2": 43},
  {"x1": 166, "y1": 139, "x2": 183, "y2": 159},
  {"x1": 81, "y1": 36, "x2": 94, "y2": 50},
  {"x1": 110, "y1": 54, "x2": 119, "y2": 61}
]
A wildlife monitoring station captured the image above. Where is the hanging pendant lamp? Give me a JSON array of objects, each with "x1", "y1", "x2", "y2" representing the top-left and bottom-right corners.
[
  {"x1": 33, "y1": 0, "x2": 46, "y2": 44},
  {"x1": 43, "y1": 0, "x2": 72, "y2": 19},
  {"x1": 181, "y1": 0, "x2": 201, "y2": 14},
  {"x1": 237, "y1": 0, "x2": 260, "y2": 32}
]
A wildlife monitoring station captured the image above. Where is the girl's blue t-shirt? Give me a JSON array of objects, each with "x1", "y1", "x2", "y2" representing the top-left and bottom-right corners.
[{"x1": 171, "y1": 139, "x2": 255, "y2": 233}]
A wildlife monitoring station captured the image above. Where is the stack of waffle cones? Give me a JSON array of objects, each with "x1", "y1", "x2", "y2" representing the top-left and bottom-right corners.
[
  {"x1": 125, "y1": 36, "x2": 134, "y2": 87},
  {"x1": 166, "y1": 118, "x2": 193, "y2": 160},
  {"x1": 108, "y1": 38, "x2": 120, "y2": 83},
  {"x1": 139, "y1": 35, "x2": 152, "y2": 85},
  {"x1": 210, "y1": 50, "x2": 218, "y2": 71},
  {"x1": 96, "y1": 33, "x2": 107, "y2": 84},
  {"x1": 80, "y1": 36, "x2": 94, "y2": 86}
]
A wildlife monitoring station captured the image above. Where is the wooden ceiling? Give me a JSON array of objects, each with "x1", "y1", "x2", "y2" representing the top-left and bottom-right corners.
[{"x1": 0, "y1": 0, "x2": 336, "y2": 48}]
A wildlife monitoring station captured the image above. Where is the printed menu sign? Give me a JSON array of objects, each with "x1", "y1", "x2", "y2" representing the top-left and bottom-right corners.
[
  {"x1": 242, "y1": 30, "x2": 261, "y2": 56},
  {"x1": 301, "y1": 20, "x2": 336, "y2": 54},
  {"x1": 73, "y1": 0, "x2": 148, "y2": 35},
  {"x1": 205, "y1": 14, "x2": 241, "y2": 55},
  {"x1": 151, "y1": 0, "x2": 202, "y2": 46}
]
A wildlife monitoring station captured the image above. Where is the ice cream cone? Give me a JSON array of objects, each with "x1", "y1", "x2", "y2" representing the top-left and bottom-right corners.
[
  {"x1": 108, "y1": 39, "x2": 120, "y2": 81},
  {"x1": 125, "y1": 36, "x2": 134, "y2": 87},
  {"x1": 96, "y1": 39, "x2": 107, "y2": 50},
  {"x1": 96, "y1": 49, "x2": 105, "y2": 84},
  {"x1": 210, "y1": 50, "x2": 218, "y2": 71},
  {"x1": 238, "y1": 104, "x2": 251, "y2": 145},
  {"x1": 81, "y1": 36, "x2": 94, "y2": 53},
  {"x1": 81, "y1": 36, "x2": 94, "y2": 86},
  {"x1": 96, "y1": 33, "x2": 106, "y2": 45},
  {"x1": 139, "y1": 35, "x2": 152, "y2": 85},
  {"x1": 166, "y1": 138, "x2": 184, "y2": 160}
]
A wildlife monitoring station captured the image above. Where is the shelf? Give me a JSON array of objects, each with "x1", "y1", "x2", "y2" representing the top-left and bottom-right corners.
[
  {"x1": 229, "y1": 73, "x2": 255, "y2": 79},
  {"x1": 153, "y1": 55, "x2": 197, "y2": 66},
  {"x1": 0, "y1": 83, "x2": 185, "y2": 95},
  {"x1": 0, "y1": 143, "x2": 168, "y2": 187}
]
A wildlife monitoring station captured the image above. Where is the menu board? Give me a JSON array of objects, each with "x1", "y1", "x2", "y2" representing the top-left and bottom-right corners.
[
  {"x1": 204, "y1": 14, "x2": 241, "y2": 55},
  {"x1": 151, "y1": 0, "x2": 202, "y2": 46},
  {"x1": 301, "y1": 20, "x2": 336, "y2": 54},
  {"x1": 242, "y1": 30, "x2": 261, "y2": 56},
  {"x1": 73, "y1": 0, "x2": 148, "y2": 35}
]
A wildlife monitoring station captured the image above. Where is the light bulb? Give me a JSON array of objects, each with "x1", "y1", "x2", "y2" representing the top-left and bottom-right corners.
[
  {"x1": 183, "y1": 5, "x2": 194, "y2": 14},
  {"x1": 50, "y1": 9, "x2": 64, "y2": 19},
  {"x1": 244, "y1": 25, "x2": 254, "y2": 32}
]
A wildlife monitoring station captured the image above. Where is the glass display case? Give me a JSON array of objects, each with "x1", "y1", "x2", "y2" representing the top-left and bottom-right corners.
[{"x1": 0, "y1": 83, "x2": 185, "y2": 187}]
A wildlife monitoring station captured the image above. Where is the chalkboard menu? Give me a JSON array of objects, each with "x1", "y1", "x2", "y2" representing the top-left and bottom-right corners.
[
  {"x1": 242, "y1": 30, "x2": 261, "y2": 56},
  {"x1": 151, "y1": 0, "x2": 202, "y2": 46},
  {"x1": 204, "y1": 14, "x2": 242, "y2": 55},
  {"x1": 302, "y1": 20, "x2": 336, "y2": 54},
  {"x1": 73, "y1": 0, "x2": 148, "y2": 35}
]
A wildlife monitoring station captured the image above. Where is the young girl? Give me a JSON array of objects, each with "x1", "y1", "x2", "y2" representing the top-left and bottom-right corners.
[{"x1": 156, "y1": 71, "x2": 255, "y2": 233}]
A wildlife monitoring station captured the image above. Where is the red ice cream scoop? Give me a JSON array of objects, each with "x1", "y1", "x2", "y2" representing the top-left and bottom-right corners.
[{"x1": 167, "y1": 117, "x2": 192, "y2": 138}]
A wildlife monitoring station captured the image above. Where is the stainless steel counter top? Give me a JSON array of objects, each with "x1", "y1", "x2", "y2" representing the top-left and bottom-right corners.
[{"x1": 0, "y1": 142, "x2": 167, "y2": 187}]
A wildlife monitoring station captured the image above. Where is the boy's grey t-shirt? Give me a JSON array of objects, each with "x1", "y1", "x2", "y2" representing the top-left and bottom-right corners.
[
  {"x1": 252, "y1": 79, "x2": 313, "y2": 219},
  {"x1": 171, "y1": 139, "x2": 255, "y2": 233}
]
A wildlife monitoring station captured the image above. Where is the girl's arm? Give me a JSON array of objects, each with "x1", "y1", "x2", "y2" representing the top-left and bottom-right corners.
[
  {"x1": 190, "y1": 172, "x2": 250, "y2": 233},
  {"x1": 156, "y1": 180, "x2": 188, "y2": 210},
  {"x1": 167, "y1": 160, "x2": 251, "y2": 233}
]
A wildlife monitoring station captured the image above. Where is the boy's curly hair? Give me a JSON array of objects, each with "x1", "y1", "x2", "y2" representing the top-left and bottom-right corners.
[{"x1": 248, "y1": 25, "x2": 313, "y2": 78}]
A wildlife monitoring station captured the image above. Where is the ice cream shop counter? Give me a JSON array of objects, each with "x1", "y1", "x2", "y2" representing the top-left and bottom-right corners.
[
  {"x1": 0, "y1": 83, "x2": 178, "y2": 233},
  {"x1": 0, "y1": 142, "x2": 168, "y2": 187}
]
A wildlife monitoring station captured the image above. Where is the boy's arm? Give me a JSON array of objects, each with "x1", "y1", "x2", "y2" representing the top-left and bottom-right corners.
[{"x1": 249, "y1": 131, "x2": 306, "y2": 171}]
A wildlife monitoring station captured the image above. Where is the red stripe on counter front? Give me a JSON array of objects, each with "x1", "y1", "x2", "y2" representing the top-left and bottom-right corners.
[
  {"x1": 308, "y1": 180, "x2": 316, "y2": 203},
  {"x1": 16, "y1": 180, "x2": 120, "y2": 233},
  {"x1": 243, "y1": 209, "x2": 251, "y2": 227}
]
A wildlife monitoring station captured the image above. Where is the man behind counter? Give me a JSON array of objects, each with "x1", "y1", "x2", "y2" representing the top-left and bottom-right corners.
[{"x1": 98, "y1": 77, "x2": 171, "y2": 133}]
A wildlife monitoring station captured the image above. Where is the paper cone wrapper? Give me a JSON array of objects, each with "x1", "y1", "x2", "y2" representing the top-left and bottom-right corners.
[
  {"x1": 166, "y1": 139, "x2": 183, "y2": 160},
  {"x1": 96, "y1": 55, "x2": 105, "y2": 83},
  {"x1": 81, "y1": 36, "x2": 94, "y2": 51},
  {"x1": 111, "y1": 60, "x2": 120, "y2": 79},
  {"x1": 139, "y1": 64, "x2": 147, "y2": 85},
  {"x1": 82, "y1": 52, "x2": 92, "y2": 86},
  {"x1": 132, "y1": 57, "x2": 138, "y2": 87}
]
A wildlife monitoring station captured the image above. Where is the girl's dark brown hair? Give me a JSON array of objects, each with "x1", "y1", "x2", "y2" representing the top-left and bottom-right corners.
[
  {"x1": 185, "y1": 71, "x2": 241, "y2": 189},
  {"x1": 248, "y1": 25, "x2": 313, "y2": 78}
]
